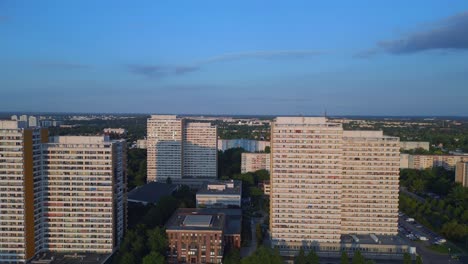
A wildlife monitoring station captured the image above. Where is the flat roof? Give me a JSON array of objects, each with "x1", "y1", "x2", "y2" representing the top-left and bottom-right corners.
[
  {"x1": 128, "y1": 182, "x2": 178, "y2": 204},
  {"x1": 30, "y1": 252, "x2": 111, "y2": 264},
  {"x1": 166, "y1": 208, "x2": 241, "y2": 235},
  {"x1": 341, "y1": 234, "x2": 407, "y2": 246},
  {"x1": 183, "y1": 215, "x2": 213, "y2": 227},
  {"x1": 197, "y1": 180, "x2": 241, "y2": 196}
]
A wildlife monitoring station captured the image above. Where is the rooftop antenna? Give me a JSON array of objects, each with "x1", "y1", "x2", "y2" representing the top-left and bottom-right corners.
[{"x1": 324, "y1": 108, "x2": 328, "y2": 119}]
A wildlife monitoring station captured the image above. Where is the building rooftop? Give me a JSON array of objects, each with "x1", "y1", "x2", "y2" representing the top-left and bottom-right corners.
[
  {"x1": 166, "y1": 208, "x2": 242, "y2": 235},
  {"x1": 128, "y1": 182, "x2": 178, "y2": 204},
  {"x1": 341, "y1": 234, "x2": 407, "y2": 246},
  {"x1": 48, "y1": 136, "x2": 111, "y2": 144},
  {"x1": 30, "y1": 252, "x2": 112, "y2": 264},
  {"x1": 197, "y1": 180, "x2": 242, "y2": 196},
  {"x1": 166, "y1": 208, "x2": 225, "y2": 231}
]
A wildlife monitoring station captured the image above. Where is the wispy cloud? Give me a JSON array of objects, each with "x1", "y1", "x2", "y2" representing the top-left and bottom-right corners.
[
  {"x1": 36, "y1": 62, "x2": 90, "y2": 70},
  {"x1": 356, "y1": 11, "x2": 468, "y2": 57},
  {"x1": 128, "y1": 49, "x2": 324, "y2": 78}
]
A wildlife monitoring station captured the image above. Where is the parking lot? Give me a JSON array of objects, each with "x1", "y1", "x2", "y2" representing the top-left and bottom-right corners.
[{"x1": 398, "y1": 213, "x2": 464, "y2": 264}]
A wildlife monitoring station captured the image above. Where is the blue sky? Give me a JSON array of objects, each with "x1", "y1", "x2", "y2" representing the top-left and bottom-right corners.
[{"x1": 1, "y1": 1, "x2": 468, "y2": 115}]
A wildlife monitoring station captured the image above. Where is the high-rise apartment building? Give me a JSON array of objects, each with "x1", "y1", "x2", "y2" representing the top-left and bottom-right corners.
[
  {"x1": 42, "y1": 136, "x2": 126, "y2": 253},
  {"x1": 270, "y1": 117, "x2": 400, "y2": 256},
  {"x1": 147, "y1": 115, "x2": 217, "y2": 185},
  {"x1": 0, "y1": 120, "x2": 126, "y2": 263},
  {"x1": 0, "y1": 121, "x2": 47, "y2": 263},
  {"x1": 341, "y1": 131, "x2": 399, "y2": 235}
]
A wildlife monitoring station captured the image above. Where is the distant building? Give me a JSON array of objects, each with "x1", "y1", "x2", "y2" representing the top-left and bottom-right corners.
[
  {"x1": 19, "y1": 114, "x2": 28, "y2": 122},
  {"x1": 270, "y1": 117, "x2": 402, "y2": 258},
  {"x1": 241, "y1": 152, "x2": 270, "y2": 173},
  {"x1": 11, "y1": 114, "x2": 17, "y2": 120},
  {"x1": 409, "y1": 154, "x2": 468, "y2": 170},
  {"x1": 165, "y1": 208, "x2": 241, "y2": 264},
  {"x1": 147, "y1": 115, "x2": 217, "y2": 186},
  {"x1": 218, "y1": 139, "x2": 270, "y2": 152},
  {"x1": 128, "y1": 182, "x2": 178, "y2": 205},
  {"x1": 455, "y1": 162, "x2": 468, "y2": 187},
  {"x1": 259, "y1": 180, "x2": 270, "y2": 195},
  {"x1": 28, "y1": 115, "x2": 38, "y2": 127},
  {"x1": 400, "y1": 153, "x2": 410, "y2": 169},
  {"x1": 196, "y1": 180, "x2": 242, "y2": 208},
  {"x1": 137, "y1": 139, "x2": 147, "y2": 149},
  {"x1": 103, "y1": 127, "x2": 127, "y2": 135},
  {"x1": 400, "y1": 141, "x2": 430, "y2": 151}
]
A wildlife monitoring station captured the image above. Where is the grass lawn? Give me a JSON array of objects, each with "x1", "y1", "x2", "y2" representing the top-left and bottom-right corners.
[{"x1": 428, "y1": 244, "x2": 462, "y2": 255}]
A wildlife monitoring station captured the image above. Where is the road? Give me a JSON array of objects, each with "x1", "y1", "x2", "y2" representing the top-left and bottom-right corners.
[
  {"x1": 400, "y1": 187, "x2": 426, "y2": 203},
  {"x1": 240, "y1": 214, "x2": 265, "y2": 257}
]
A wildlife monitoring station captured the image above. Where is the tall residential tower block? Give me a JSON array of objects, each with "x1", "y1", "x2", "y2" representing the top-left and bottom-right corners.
[
  {"x1": 0, "y1": 121, "x2": 127, "y2": 263},
  {"x1": 270, "y1": 117, "x2": 400, "y2": 255},
  {"x1": 147, "y1": 115, "x2": 217, "y2": 186}
]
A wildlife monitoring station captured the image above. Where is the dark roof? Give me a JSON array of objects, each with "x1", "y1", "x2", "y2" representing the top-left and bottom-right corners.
[
  {"x1": 30, "y1": 252, "x2": 112, "y2": 264},
  {"x1": 165, "y1": 208, "x2": 241, "y2": 235},
  {"x1": 128, "y1": 182, "x2": 178, "y2": 204}
]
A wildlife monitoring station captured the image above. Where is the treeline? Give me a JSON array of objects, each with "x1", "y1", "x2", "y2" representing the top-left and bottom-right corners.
[
  {"x1": 216, "y1": 123, "x2": 270, "y2": 141},
  {"x1": 113, "y1": 186, "x2": 196, "y2": 264},
  {"x1": 48, "y1": 115, "x2": 148, "y2": 143},
  {"x1": 218, "y1": 148, "x2": 245, "y2": 178},
  {"x1": 400, "y1": 188, "x2": 468, "y2": 244},
  {"x1": 400, "y1": 168, "x2": 454, "y2": 195},
  {"x1": 127, "y1": 149, "x2": 147, "y2": 190}
]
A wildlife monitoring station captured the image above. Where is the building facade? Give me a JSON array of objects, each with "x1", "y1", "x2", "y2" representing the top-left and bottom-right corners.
[
  {"x1": 147, "y1": 115, "x2": 217, "y2": 186},
  {"x1": 218, "y1": 139, "x2": 270, "y2": 152},
  {"x1": 241, "y1": 153, "x2": 270, "y2": 173},
  {"x1": 0, "y1": 121, "x2": 47, "y2": 263},
  {"x1": 269, "y1": 117, "x2": 400, "y2": 256},
  {"x1": 42, "y1": 136, "x2": 126, "y2": 253},
  {"x1": 196, "y1": 181, "x2": 242, "y2": 208},
  {"x1": 166, "y1": 208, "x2": 241, "y2": 264},
  {"x1": 0, "y1": 121, "x2": 126, "y2": 263},
  {"x1": 455, "y1": 162, "x2": 468, "y2": 187},
  {"x1": 409, "y1": 154, "x2": 468, "y2": 170}
]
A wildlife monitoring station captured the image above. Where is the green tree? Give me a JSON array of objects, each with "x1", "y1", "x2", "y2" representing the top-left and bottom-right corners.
[
  {"x1": 352, "y1": 250, "x2": 365, "y2": 264},
  {"x1": 142, "y1": 251, "x2": 165, "y2": 264},
  {"x1": 403, "y1": 253, "x2": 411, "y2": 264},
  {"x1": 264, "y1": 146, "x2": 271, "y2": 153},
  {"x1": 119, "y1": 252, "x2": 136, "y2": 264},
  {"x1": 147, "y1": 227, "x2": 167, "y2": 254},
  {"x1": 166, "y1": 176, "x2": 172, "y2": 184},
  {"x1": 416, "y1": 255, "x2": 423, "y2": 264},
  {"x1": 223, "y1": 248, "x2": 241, "y2": 264},
  {"x1": 341, "y1": 251, "x2": 349, "y2": 264},
  {"x1": 305, "y1": 249, "x2": 319, "y2": 264},
  {"x1": 295, "y1": 248, "x2": 306, "y2": 264},
  {"x1": 256, "y1": 223, "x2": 263, "y2": 245}
]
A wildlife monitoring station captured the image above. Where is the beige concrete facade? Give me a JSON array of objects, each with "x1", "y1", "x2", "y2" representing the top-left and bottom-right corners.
[
  {"x1": 269, "y1": 117, "x2": 400, "y2": 253},
  {"x1": 241, "y1": 153, "x2": 270, "y2": 173},
  {"x1": 147, "y1": 115, "x2": 217, "y2": 185},
  {"x1": 455, "y1": 162, "x2": 468, "y2": 187},
  {"x1": 400, "y1": 141, "x2": 429, "y2": 151},
  {"x1": 0, "y1": 123, "x2": 127, "y2": 262}
]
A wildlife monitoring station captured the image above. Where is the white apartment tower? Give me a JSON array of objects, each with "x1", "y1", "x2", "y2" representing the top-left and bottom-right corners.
[
  {"x1": 147, "y1": 115, "x2": 183, "y2": 183},
  {"x1": 147, "y1": 115, "x2": 217, "y2": 185},
  {"x1": 0, "y1": 120, "x2": 127, "y2": 263},
  {"x1": 270, "y1": 117, "x2": 399, "y2": 254},
  {"x1": 42, "y1": 136, "x2": 127, "y2": 253}
]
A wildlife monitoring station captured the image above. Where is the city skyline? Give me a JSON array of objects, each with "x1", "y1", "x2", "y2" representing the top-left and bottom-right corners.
[{"x1": 1, "y1": 1, "x2": 468, "y2": 115}]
